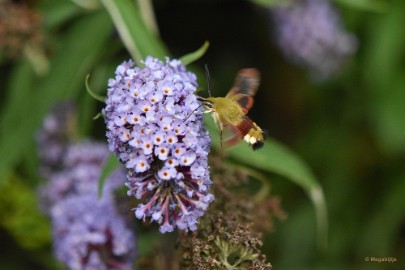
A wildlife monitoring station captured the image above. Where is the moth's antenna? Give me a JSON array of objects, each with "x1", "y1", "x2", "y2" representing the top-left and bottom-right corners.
[{"x1": 204, "y1": 64, "x2": 212, "y2": 97}]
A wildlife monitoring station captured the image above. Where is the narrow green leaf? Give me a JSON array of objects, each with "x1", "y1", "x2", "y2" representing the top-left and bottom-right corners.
[
  {"x1": 23, "y1": 45, "x2": 49, "y2": 76},
  {"x1": 98, "y1": 154, "x2": 121, "y2": 198},
  {"x1": 85, "y1": 74, "x2": 106, "y2": 102},
  {"x1": 93, "y1": 113, "x2": 104, "y2": 120},
  {"x1": 0, "y1": 62, "x2": 36, "y2": 130},
  {"x1": 249, "y1": 0, "x2": 284, "y2": 7},
  {"x1": 70, "y1": 0, "x2": 100, "y2": 10},
  {"x1": 180, "y1": 41, "x2": 210, "y2": 66},
  {"x1": 205, "y1": 115, "x2": 327, "y2": 249},
  {"x1": 0, "y1": 62, "x2": 37, "y2": 182},
  {"x1": 333, "y1": 0, "x2": 390, "y2": 13},
  {"x1": 364, "y1": 1, "x2": 405, "y2": 153},
  {"x1": 308, "y1": 186, "x2": 328, "y2": 250},
  {"x1": 227, "y1": 138, "x2": 318, "y2": 190},
  {"x1": 0, "y1": 11, "x2": 113, "y2": 183},
  {"x1": 38, "y1": 0, "x2": 83, "y2": 29},
  {"x1": 138, "y1": 0, "x2": 160, "y2": 36},
  {"x1": 100, "y1": 0, "x2": 168, "y2": 63}
]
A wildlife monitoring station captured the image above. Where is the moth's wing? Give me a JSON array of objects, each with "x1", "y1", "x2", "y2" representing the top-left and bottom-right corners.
[
  {"x1": 225, "y1": 69, "x2": 260, "y2": 114},
  {"x1": 228, "y1": 94, "x2": 254, "y2": 115},
  {"x1": 222, "y1": 123, "x2": 243, "y2": 147},
  {"x1": 226, "y1": 69, "x2": 260, "y2": 97},
  {"x1": 209, "y1": 111, "x2": 242, "y2": 148},
  {"x1": 215, "y1": 117, "x2": 244, "y2": 148}
]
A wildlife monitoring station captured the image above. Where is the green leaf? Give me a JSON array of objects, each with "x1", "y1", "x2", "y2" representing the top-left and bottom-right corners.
[
  {"x1": 227, "y1": 138, "x2": 318, "y2": 190},
  {"x1": 93, "y1": 113, "x2": 104, "y2": 120},
  {"x1": 70, "y1": 0, "x2": 100, "y2": 10},
  {"x1": 38, "y1": 0, "x2": 83, "y2": 29},
  {"x1": 0, "y1": 62, "x2": 36, "y2": 131},
  {"x1": 205, "y1": 115, "x2": 328, "y2": 249},
  {"x1": 0, "y1": 62, "x2": 37, "y2": 183},
  {"x1": 333, "y1": 0, "x2": 390, "y2": 13},
  {"x1": 249, "y1": 0, "x2": 284, "y2": 7},
  {"x1": 85, "y1": 74, "x2": 106, "y2": 102},
  {"x1": 98, "y1": 154, "x2": 122, "y2": 198},
  {"x1": 0, "y1": 11, "x2": 113, "y2": 183},
  {"x1": 179, "y1": 41, "x2": 210, "y2": 66},
  {"x1": 100, "y1": 0, "x2": 168, "y2": 63},
  {"x1": 363, "y1": 0, "x2": 405, "y2": 153}
]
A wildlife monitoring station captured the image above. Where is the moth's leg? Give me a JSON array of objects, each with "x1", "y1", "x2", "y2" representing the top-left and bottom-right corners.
[
  {"x1": 203, "y1": 107, "x2": 214, "y2": 114},
  {"x1": 220, "y1": 127, "x2": 223, "y2": 148},
  {"x1": 212, "y1": 113, "x2": 224, "y2": 148}
]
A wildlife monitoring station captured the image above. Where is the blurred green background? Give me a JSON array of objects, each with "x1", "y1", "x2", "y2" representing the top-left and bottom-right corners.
[{"x1": 0, "y1": 0, "x2": 404, "y2": 269}]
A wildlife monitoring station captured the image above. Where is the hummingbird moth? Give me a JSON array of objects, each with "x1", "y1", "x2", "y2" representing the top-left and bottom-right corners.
[{"x1": 198, "y1": 66, "x2": 265, "y2": 150}]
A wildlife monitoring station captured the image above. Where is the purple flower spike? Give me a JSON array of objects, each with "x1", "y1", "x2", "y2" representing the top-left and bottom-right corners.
[
  {"x1": 39, "y1": 141, "x2": 125, "y2": 214},
  {"x1": 271, "y1": 0, "x2": 357, "y2": 79},
  {"x1": 103, "y1": 57, "x2": 213, "y2": 233},
  {"x1": 37, "y1": 103, "x2": 137, "y2": 270},
  {"x1": 51, "y1": 194, "x2": 136, "y2": 270}
]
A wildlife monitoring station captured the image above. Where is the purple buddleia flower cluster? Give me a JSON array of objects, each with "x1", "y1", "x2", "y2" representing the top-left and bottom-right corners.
[
  {"x1": 37, "y1": 105, "x2": 136, "y2": 270},
  {"x1": 36, "y1": 102, "x2": 75, "y2": 178},
  {"x1": 38, "y1": 141, "x2": 121, "y2": 214},
  {"x1": 51, "y1": 194, "x2": 135, "y2": 270},
  {"x1": 103, "y1": 56, "x2": 213, "y2": 233},
  {"x1": 271, "y1": 0, "x2": 357, "y2": 79}
]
